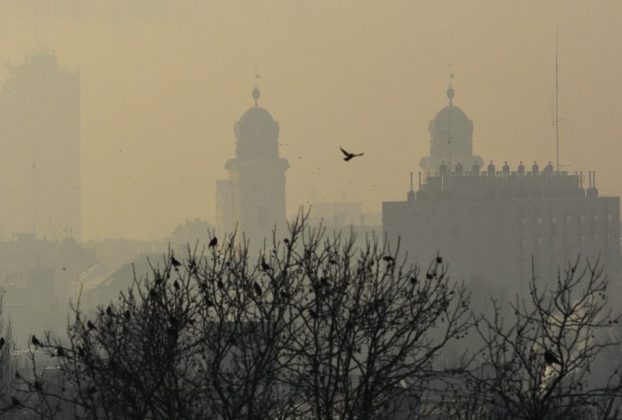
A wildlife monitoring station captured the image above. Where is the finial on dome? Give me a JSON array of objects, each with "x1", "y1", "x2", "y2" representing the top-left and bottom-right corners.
[
  {"x1": 446, "y1": 64, "x2": 455, "y2": 106},
  {"x1": 252, "y1": 65, "x2": 261, "y2": 107}
]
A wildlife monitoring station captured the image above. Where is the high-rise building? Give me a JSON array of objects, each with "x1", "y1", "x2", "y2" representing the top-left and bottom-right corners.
[
  {"x1": 216, "y1": 85, "x2": 289, "y2": 241},
  {"x1": 384, "y1": 85, "x2": 620, "y2": 293},
  {"x1": 0, "y1": 50, "x2": 81, "y2": 241}
]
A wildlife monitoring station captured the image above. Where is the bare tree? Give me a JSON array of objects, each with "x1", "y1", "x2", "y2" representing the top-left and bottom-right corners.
[
  {"x1": 9, "y1": 212, "x2": 472, "y2": 419},
  {"x1": 460, "y1": 258, "x2": 622, "y2": 420},
  {"x1": 279, "y1": 226, "x2": 472, "y2": 420}
]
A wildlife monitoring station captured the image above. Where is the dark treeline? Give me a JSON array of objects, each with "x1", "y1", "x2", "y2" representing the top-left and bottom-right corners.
[{"x1": 0, "y1": 212, "x2": 621, "y2": 419}]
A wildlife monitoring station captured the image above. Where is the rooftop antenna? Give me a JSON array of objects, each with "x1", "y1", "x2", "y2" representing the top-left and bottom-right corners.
[
  {"x1": 32, "y1": 139, "x2": 37, "y2": 236},
  {"x1": 447, "y1": 64, "x2": 455, "y2": 173},
  {"x1": 554, "y1": 27, "x2": 561, "y2": 171}
]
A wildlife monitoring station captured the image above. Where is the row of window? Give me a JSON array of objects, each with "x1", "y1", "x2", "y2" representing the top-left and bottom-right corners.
[{"x1": 521, "y1": 214, "x2": 615, "y2": 225}]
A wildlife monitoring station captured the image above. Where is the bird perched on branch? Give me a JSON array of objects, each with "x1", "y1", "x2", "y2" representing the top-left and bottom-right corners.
[
  {"x1": 544, "y1": 349, "x2": 561, "y2": 366},
  {"x1": 171, "y1": 256, "x2": 182, "y2": 269},
  {"x1": 209, "y1": 237, "x2": 218, "y2": 248},
  {"x1": 340, "y1": 147, "x2": 364, "y2": 162}
]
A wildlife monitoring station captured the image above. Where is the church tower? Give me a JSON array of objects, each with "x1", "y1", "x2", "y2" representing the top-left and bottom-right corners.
[
  {"x1": 419, "y1": 78, "x2": 483, "y2": 174},
  {"x1": 216, "y1": 79, "x2": 289, "y2": 241}
]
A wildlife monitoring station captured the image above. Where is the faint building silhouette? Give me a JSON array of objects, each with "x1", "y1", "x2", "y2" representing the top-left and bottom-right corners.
[
  {"x1": 419, "y1": 81, "x2": 483, "y2": 175},
  {"x1": 0, "y1": 49, "x2": 81, "y2": 241},
  {"x1": 385, "y1": 91, "x2": 620, "y2": 293},
  {"x1": 216, "y1": 84, "x2": 289, "y2": 242}
]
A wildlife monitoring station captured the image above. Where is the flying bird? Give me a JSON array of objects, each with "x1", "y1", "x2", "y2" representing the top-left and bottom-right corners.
[
  {"x1": 340, "y1": 147, "x2": 364, "y2": 162},
  {"x1": 544, "y1": 349, "x2": 561, "y2": 366}
]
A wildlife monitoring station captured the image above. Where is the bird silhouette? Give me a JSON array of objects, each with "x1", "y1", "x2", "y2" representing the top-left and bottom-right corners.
[
  {"x1": 340, "y1": 147, "x2": 364, "y2": 162},
  {"x1": 174, "y1": 280, "x2": 181, "y2": 291},
  {"x1": 309, "y1": 308, "x2": 319, "y2": 319},
  {"x1": 57, "y1": 347, "x2": 65, "y2": 357},
  {"x1": 170, "y1": 256, "x2": 182, "y2": 268},
  {"x1": 209, "y1": 237, "x2": 218, "y2": 247},
  {"x1": 31, "y1": 335, "x2": 41, "y2": 347},
  {"x1": 253, "y1": 282, "x2": 263, "y2": 296},
  {"x1": 217, "y1": 279, "x2": 225, "y2": 290},
  {"x1": 0, "y1": 337, "x2": 5, "y2": 349},
  {"x1": 544, "y1": 349, "x2": 561, "y2": 366},
  {"x1": 124, "y1": 310, "x2": 131, "y2": 320},
  {"x1": 106, "y1": 306, "x2": 113, "y2": 317},
  {"x1": 34, "y1": 380, "x2": 43, "y2": 392},
  {"x1": 87, "y1": 320, "x2": 96, "y2": 331},
  {"x1": 261, "y1": 257, "x2": 271, "y2": 271}
]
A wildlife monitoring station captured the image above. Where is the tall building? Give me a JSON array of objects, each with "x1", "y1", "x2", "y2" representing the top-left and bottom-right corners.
[
  {"x1": 419, "y1": 82, "x2": 483, "y2": 174},
  {"x1": 0, "y1": 50, "x2": 81, "y2": 241},
  {"x1": 384, "y1": 85, "x2": 620, "y2": 293},
  {"x1": 216, "y1": 85, "x2": 289, "y2": 241}
]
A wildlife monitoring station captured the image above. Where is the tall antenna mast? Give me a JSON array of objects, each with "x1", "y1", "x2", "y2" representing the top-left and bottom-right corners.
[
  {"x1": 553, "y1": 26, "x2": 559, "y2": 172},
  {"x1": 32, "y1": 139, "x2": 37, "y2": 236}
]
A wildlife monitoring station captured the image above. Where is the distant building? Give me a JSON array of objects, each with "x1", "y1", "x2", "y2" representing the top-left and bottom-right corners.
[
  {"x1": 419, "y1": 82, "x2": 483, "y2": 175},
  {"x1": 216, "y1": 84, "x2": 289, "y2": 242},
  {"x1": 309, "y1": 200, "x2": 364, "y2": 227},
  {"x1": 0, "y1": 50, "x2": 81, "y2": 241},
  {"x1": 384, "y1": 86, "x2": 620, "y2": 293}
]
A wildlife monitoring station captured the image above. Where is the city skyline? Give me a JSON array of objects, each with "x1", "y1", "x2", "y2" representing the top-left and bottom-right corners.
[{"x1": 0, "y1": 1, "x2": 620, "y2": 240}]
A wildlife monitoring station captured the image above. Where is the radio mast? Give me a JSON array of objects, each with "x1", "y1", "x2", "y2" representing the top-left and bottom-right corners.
[{"x1": 553, "y1": 26, "x2": 560, "y2": 172}]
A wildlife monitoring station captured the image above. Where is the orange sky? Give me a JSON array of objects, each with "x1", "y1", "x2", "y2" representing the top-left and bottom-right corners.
[{"x1": 0, "y1": 0, "x2": 621, "y2": 240}]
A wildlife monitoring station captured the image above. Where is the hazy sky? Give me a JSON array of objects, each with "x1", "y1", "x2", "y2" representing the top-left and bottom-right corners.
[{"x1": 0, "y1": 1, "x2": 621, "y2": 240}]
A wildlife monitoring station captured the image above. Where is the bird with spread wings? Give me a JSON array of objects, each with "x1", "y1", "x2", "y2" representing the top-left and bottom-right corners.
[{"x1": 340, "y1": 147, "x2": 364, "y2": 162}]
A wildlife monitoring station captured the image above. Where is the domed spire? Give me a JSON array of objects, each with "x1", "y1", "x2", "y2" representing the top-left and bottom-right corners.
[
  {"x1": 446, "y1": 64, "x2": 455, "y2": 106},
  {"x1": 252, "y1": 65, "x2": 261, "y2": 107}
]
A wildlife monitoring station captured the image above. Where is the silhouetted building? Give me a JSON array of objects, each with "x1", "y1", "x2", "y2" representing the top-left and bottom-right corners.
[
  {"x1": 216, "y1": 85, "x2": 289, "y2": 241},
  {"x1": 384, "y1": 167, "x2": 620, "y2": 292},
  {"x1": 0, "y1": 50, "x2": 81, "y2": 241},
  {"x1": 385, "y1": 89, "x2": 620, "y2": 292},
  {"x1": 419, "y1": 82, "x2": 483, "y2": 175}
]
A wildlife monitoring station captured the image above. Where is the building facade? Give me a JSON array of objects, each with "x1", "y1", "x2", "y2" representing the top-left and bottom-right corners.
[
  {"x1": 384, "y1": 85, "x2": 620, "y2": 293},
  {"x1": 216, "y1": 86, "x2": 289, "y2": 242},
  {"x1": 0, "y1": 50, "x2": 81, "y2": 241}
]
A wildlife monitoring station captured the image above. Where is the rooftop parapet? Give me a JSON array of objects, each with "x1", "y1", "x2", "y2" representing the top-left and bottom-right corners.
[{"x1": 414, "y1": 169, "x2": 592, "y2": 201}]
